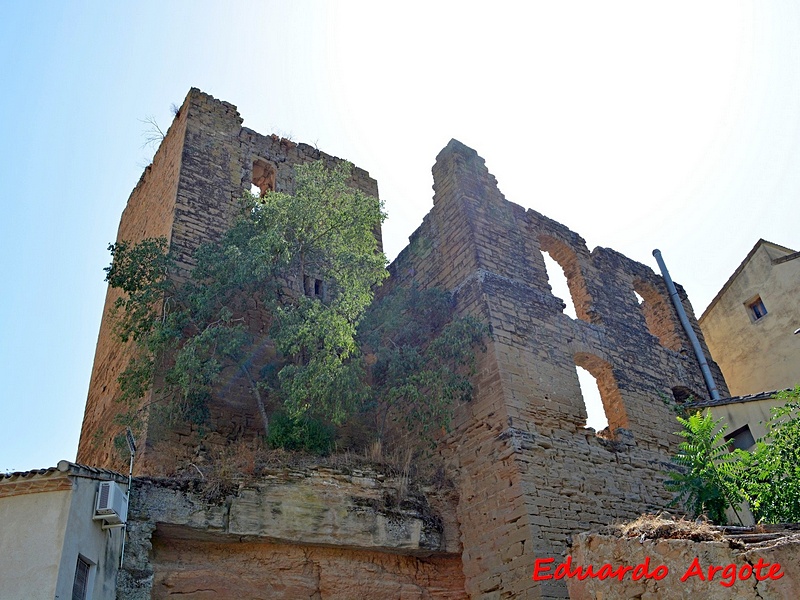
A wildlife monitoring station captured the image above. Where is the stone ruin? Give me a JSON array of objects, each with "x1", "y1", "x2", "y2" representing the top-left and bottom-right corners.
[{"x1": 78, "y1": 89, "x2": 728, "y2": 598}]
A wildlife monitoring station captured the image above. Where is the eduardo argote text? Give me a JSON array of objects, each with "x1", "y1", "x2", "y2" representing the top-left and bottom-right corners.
[{"x1": 532, "y1": 555, "x2": 784, "y2": 588}]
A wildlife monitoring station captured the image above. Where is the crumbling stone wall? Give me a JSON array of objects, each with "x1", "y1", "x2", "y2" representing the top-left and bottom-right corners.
[
  {"x1": 78, "y1": 89, "x2": 380, "y2": 471},
  {"x1": 118, "y1": 466, "x2": 465, "y2": 599},
  {"x1": 80, "y1": 90, "x2": 730, "y2": 599},
  {"x1": 387, "y1": 140, "x2": 728, "y2": 598}
]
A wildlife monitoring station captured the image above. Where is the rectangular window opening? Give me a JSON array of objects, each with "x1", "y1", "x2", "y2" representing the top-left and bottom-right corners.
[
  {"x1": 304, "y1": 275, "x2": 324, "y2": 299},
  {"x1": 725, "y1": 424, "x2": 756, "y2": 451},
  {"x1": 72, "y1": 555, "x2": 92, "y2": 600},
  {"x1": 746, "y1": 296, "x2": 767, "y2": 321}
]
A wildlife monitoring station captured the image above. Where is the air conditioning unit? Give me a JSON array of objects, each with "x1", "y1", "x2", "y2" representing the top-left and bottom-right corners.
[{"x1": 93, "y1": 481, "x2": 128, "y2": 527}]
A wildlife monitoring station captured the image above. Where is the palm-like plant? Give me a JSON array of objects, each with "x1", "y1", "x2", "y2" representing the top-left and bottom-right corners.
[{"x1": 665, "y1": 411, "x2": 744, "y2": 524}]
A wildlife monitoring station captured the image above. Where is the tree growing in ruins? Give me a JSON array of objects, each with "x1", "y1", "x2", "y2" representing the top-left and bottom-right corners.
[
  {"x1": 105, "y1": 159, "x2": 486, "y2": 453},
  {"x1": 666, "y1": 388, "x2": 800, "y2": 524},
  {"x1": 106, "y1": 160, "x2": 388, "y2": 438}
]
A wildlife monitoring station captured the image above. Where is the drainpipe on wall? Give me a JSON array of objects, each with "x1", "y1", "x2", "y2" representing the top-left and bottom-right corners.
[
  {"x1": 652, "y1": 249, "x2": 720, "y2": 400},
  {"x1": 120, "y1": 427, "x2": 137, "y2": 568}
]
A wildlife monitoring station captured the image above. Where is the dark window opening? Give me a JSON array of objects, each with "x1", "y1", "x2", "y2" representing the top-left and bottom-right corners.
[
  {"x1": 72, "y1": 556, "x2": 91, "y2": 600},
  {"x1": 747, "y1": 296, "x2": 767, "y2": 321},
  {"x1": 725, "y1": 424, "x2": 756, "y2": 451},
  {"x1": 304, "y1": 275, "x2": 324, "y2": 299},
  {"x1": 671, "y1": 386, "x2": 697, "y2": 403}
]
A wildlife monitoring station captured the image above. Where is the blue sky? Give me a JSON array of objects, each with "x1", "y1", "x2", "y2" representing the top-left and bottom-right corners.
[{"x1": 2, "y1": 1, "x2": 798, "y2": 473}]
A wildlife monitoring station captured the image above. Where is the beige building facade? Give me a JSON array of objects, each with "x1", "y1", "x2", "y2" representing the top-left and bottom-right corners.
[
  {"x1": 0, "y1": 461, "x2": 126, "y2": 600},
  {"x1": 700, "y1": 239, "x2": 800, "y2": 396}
]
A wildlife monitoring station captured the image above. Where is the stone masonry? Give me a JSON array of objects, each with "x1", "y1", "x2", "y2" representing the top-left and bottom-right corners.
[
  {"x1": 78, "y1": 89, "x2": 728, "y2": 598},
  {"x1": 78, "y1": 89, "x2": 379, "y2": 472},
  {"x1": 386, "y1": 140, "x2": 728, "y2": 598}
]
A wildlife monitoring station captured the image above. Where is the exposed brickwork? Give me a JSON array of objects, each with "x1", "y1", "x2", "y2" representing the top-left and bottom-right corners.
[
  {"x1": 0, "y1": 476, "x2": 72, "y2": 498},
  {"x1": 150, "y1": 538, "x2": 466, "y2": 599}
]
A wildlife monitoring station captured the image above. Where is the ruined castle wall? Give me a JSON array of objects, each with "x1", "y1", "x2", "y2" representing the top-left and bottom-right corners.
[
  {"x1": 79, "y1": 89, "x2": 380, "y2": 472},
  {"x1": 388, "y1": 140, "x2": 728, "y2": 599}
]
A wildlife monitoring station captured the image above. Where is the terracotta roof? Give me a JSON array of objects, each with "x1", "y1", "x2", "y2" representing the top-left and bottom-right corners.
[
  {"x1": 1, "y1": 460, "x2": 126, "y2": 483},
  {"x1": 685, "y1": 389, "x2": 790, "y2": 409}
]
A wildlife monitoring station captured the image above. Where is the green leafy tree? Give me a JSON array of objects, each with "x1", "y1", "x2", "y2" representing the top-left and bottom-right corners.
[
  {"x1": 105, "y1": 160, "x2": 387, "y2": 437},
  {"x1": 358, "y1": 285, "x2": 486, "y2": 442},
  {"x1": 665, "y1": 411, "x2": 744, "y2": 524},
  {"x1": 735, "y1": 387, "x2": 800, "y2": 523}
]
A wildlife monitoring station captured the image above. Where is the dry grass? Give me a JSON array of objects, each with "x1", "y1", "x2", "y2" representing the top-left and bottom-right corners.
[
  {"x1": 608, "y1": 514, "x2": 724, "y2": 542},
  {"x1": 147, "y1": 435, "x2": 451, "y2": 504}
]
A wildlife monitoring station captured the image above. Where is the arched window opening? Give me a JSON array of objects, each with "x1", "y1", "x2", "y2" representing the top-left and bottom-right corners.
[
  {"x1": 672, "y1": 386, "x2": 700, "y2": 404},
  {"x1": 539, "y1": 235, "x2": 595, "y2": 323},
  {"x1": 577, "y1": 365, "x2": 608, "y2": 431},
  {"x1": 251, "y1": 158, "x2": 277, "y2": 197},
  {"x1": 633, "y1": 279, "x2": 682, "y2": 351},
  {"x1": 542, "y1": 251, "x2": 577, "y2": 319},
  {"x1": 575, "y1": 352, "x2": 629, "y2": 434}
]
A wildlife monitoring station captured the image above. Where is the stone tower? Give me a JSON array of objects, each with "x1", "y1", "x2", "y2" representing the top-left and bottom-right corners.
[{"x1": 77, "y1": 89, "x2": 380, "y2": 470}]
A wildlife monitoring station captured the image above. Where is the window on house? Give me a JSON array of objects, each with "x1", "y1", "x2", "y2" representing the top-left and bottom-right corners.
[
  {"x1": 725, "y1": 424, "x2": 756, "y2": 451},
  {"x1": 72, "y1": 555, "x2": 92, "y2": 600},
  {"x1": 746, "y1": 296, "x2": 767, "y2": 321}
]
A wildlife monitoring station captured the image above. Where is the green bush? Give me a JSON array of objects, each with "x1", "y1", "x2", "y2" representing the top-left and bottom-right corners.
[{"x1": 267, "y1": 412, "x2": 335, "y2": 455}]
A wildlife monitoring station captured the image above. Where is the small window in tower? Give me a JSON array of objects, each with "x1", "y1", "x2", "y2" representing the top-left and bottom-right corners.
[
  {"x1": 746, "y1": 296, "x2": 767, "y2": 322},
  {"x1": 725, "y1": 424, "x2": 755, "y2": 451},
  {"x1": 304, "y1": 275, "x2": 324, "y2": 299}
]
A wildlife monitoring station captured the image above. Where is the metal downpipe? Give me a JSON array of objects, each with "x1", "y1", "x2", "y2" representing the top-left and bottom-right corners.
[{"x1": 652, "y1": 249, "x2": 720, "y2": 400}]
